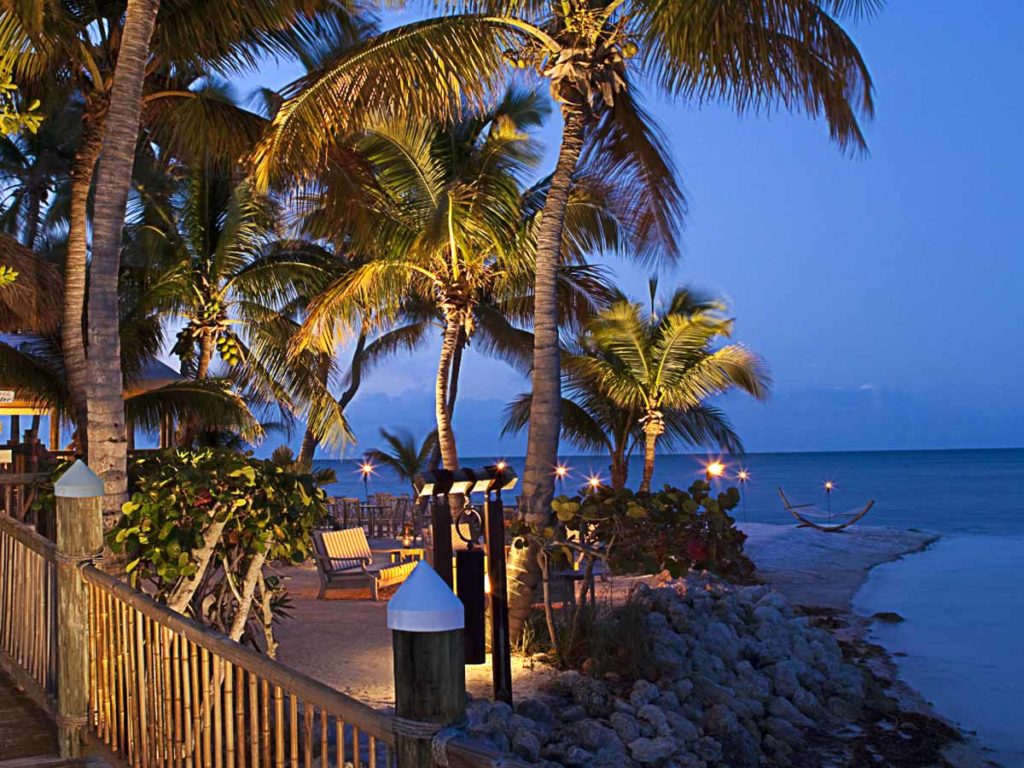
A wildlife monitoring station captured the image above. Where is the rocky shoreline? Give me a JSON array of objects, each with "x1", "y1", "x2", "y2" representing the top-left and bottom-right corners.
[{"x1": 456, "y1": 526, "x2": 999, "y2": 767}]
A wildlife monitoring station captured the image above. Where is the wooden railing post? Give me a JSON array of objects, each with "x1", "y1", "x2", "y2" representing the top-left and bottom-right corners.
[
  {"x1": 389, "y1": 561, "x2": 465, "y2": 768},
  {"x1": 53, "y1": 460, "x2": 104, "y2": 758}
]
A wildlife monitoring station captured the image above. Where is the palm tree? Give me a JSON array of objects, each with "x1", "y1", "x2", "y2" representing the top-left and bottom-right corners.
[
  {"x1": 293, "y1": 92, "x2": 547, "y2": 473},
  {"x1": 252, "y1": 0, "x2": 876, "y2": 637},
  {"x1": 506, "y1": 285, "x2": 769, "y2": 492},
  {"x1": 2, "y1": 0, "x2": 370, "y2": 516},
  {"x1": 133, "y1": 162, "x2": 352, "y2": 451},
  {"x1": 364, "y1": 429, "x2": 439, "y2": 498},
  {"x1": 0, "y1": 89, "x2": 78, "y2": 251}
]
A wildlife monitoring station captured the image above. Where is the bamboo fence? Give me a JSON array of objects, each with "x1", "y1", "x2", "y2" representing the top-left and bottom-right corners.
[
  {"x1": 0, "y1": 512, "x2": 57, "y2": 712},
  {"x1": 82, "y1": 565, "x2": 395, "y2": 768}
]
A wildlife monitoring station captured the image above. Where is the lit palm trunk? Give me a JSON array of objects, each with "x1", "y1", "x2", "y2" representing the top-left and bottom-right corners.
[{"x1": 86, "y1": 0, "x2": 161, "y2": 525}]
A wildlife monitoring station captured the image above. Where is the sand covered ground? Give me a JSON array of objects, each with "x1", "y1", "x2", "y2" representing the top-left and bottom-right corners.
[{"x1": 272, "y1": 524, "x2": 937, "y2": 709}]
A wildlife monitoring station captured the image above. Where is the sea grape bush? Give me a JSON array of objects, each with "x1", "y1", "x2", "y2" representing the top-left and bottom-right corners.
[
  {"x1": 539, "y1": 480, "x2": 754, "y2": 581},
  {"x1": 108, "y1": 448, "x2": 328, "y2": 650}
]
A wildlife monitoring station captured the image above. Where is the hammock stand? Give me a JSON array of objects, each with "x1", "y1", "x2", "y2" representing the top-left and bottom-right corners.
[{"x1": 778, "y1": 488, "x2": 874, "y2": 532}]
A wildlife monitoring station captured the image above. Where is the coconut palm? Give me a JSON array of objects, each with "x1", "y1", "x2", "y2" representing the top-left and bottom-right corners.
[
  {"x1": 135, "y1": 163, "x2": 352, "y2": 451},
  {"x1": 364, "y1": 428, "x2": 439, "y2": 498},
  {"x1": 584, "y1": 287, "x2": 769, "y2": 491},
  {"x1": 503, "y1": 387, "x2": 743, "y2": 492},
  {"x1": 2, "y1": 0, "x2": 371, "y2": 515},
  {"x1": 293, "y1": 91, "x2": 548, "y2": 474},
  {"x1": 0, "y1": 89, "x2": 78, "y2": 251},
  {"x1": 251, "y1": 0, "x2": 877, "y2": 636}
]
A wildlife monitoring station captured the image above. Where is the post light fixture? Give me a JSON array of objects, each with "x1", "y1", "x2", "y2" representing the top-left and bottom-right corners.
[
  {"x1": 736, "y1": 468, "x2": 750, "y2": 521},
  {"x1": 824, "y1": 480, "x2": 834, "y2": 520},
  {"x1": 555, "y1": 463, "x2": 569, "y2": 493},
  {"x1": 358, "y1": 460, "x2": 376, "y2": 501}
]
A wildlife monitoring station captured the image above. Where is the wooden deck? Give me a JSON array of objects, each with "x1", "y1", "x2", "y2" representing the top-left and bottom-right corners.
[{"x1": 0, "y1": 670, "x2": 107, "y2": 768}]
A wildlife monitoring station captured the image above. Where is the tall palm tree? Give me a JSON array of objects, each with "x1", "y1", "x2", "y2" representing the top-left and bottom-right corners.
[
  {"x1": 294, "y1": 92, "x2": 547, "y2": 473},
  {"x1": 578, "y1": 286, "x2": 769, "y2": 492},
  {"x1": 253, "y1": 0, "x2": 877, "y2": 636},
  {"x1": 364, "y1": 428, "x2": 438, "y2": 498},
  {"x1": 2, "y1": 0, "x2": 370, "y2": 517}
]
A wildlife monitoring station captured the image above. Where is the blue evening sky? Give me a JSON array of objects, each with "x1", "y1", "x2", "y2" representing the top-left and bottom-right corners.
[{"x1": 237, "y1": 2, "x2": 1024, "y2": 457}]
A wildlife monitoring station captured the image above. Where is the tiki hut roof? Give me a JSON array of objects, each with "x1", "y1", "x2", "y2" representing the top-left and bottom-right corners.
[{"x1": 0, "y1": 235, "x2": 62, "y2": 335}]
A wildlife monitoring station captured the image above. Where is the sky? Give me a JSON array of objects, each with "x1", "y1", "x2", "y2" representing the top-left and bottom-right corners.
[{"x1": 235, "y1": 1, "x2": 1024, "y2": 458}]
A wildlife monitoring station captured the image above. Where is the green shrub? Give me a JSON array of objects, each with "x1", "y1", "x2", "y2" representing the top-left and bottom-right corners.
[
  {"x1": 108, "y1": 448, "x2": 328, "y2": 648},
  {"x1": 547, "y1": 480, "x2": 754, "y2": 582}
]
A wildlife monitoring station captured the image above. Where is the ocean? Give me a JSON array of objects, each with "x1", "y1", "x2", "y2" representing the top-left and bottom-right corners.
[{"x1": 317, "y1": 448, "x2": 1024, "y2": 764}]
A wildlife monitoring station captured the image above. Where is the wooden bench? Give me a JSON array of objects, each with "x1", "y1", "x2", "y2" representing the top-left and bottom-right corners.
[{"x1": 311, "y1": 528, "x2": 421, "y2": 601}]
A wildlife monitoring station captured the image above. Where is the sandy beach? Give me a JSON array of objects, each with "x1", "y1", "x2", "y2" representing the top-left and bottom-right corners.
[{"x1": 274, "y1": 524, "x2": 936, "y2": 704}]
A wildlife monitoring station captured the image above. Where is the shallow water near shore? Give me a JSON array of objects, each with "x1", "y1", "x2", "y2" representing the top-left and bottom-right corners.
[{"x1": 854, "y1": 534, "x2": 1024, "y2": 766}]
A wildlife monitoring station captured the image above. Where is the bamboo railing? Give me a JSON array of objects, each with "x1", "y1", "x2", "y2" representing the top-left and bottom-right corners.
[
  {"x1": 0, "y1": 512, "x2": 57, "y2": 712},
  {"x1": 82, "y1": 565, "x2": 395, "y2": 768},
  {"x1": 0, "y1": 471, "x2": 49, "y2": 521}
]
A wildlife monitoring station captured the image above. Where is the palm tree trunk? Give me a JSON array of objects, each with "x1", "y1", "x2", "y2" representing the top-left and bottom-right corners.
[
  {"x1": 639, "y1": 429, "x2": 658, "y2": 493},
  {"x1": 435, "y1": 315, "x2": 462, "y2": 471},
  {"x1": 63, "y1": 118, "x2": 103, "y2": 449},
  {"x1": 195, "y1": 332, "x2": 215, "y2": 380},
  {"x1": 508, "y1": 107, "x2": 587, "y2": 640},
  {"x1": 639, "y1": 412, "x2": 664, "y2": 494},
  {"x1": 297, "y1": 352, "x2": 332, "y2": 467},
  {"x1": 428, "y1": 326, "x2": 465, "y2": 471},
  {"x1": 610, "y1": 453, "x2": 629, "y2": 491},
  {"x1": 22, "y1": 187, "x2": 40, "y2": 251},
  {"x1": 85, "y1": 0, "x2": 161, "y2": 526}
]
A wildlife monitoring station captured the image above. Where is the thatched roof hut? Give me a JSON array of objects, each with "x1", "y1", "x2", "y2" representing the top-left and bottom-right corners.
[{"x1": 0, "y1": 235, "x2": 62, "y2": 335}]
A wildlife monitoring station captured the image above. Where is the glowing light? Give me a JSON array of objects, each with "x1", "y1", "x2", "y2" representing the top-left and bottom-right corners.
[
  {"x1": 484, "y1": 575, "x2": 491, "y2": 595},
  {"x1": 737, "y1": 469, "x2": 750, "y2": 482},
  {"x1": 495, "y1": 460, "x2": 508, "y2": 471},
  {"x1": 587, "y1": 475, "x2": 602, "y2": 489},
  {"x1": 555, "y1": 465, "x2": 569, "y2": 478},
  {"x1": 706, "y1": 461, "x2": 725, "y2": 478},
  {"x1": 360, "y1": 462, "x2": 375, "y2": 477},
  {"x1": 824, "y1": 480, "x2": 834, "y2": 492}
]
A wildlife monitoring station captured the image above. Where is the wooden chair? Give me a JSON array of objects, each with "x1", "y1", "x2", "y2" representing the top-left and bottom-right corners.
[{"x1": 311, "y1": 528, "x2": 421, "y2": 601}]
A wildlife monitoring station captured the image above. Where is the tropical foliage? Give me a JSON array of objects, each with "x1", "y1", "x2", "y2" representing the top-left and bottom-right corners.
[
  {"x1": 109, "y1": 448, "x2": 328, "y2": 653},
  {"x1": 504, "y1": 285, "x2": 768, "y2": 491},
  {"x1": 364, "y1": 428, "x2": 438, "y2": 497},
  {"x1": 0, "y1": 0, "x2": 879, "y2": 651}
]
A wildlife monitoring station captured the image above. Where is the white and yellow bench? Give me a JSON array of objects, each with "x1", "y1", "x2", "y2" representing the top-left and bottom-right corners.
[{"x1": 311, "y1": 528, "x2": 421, "y2": 601}]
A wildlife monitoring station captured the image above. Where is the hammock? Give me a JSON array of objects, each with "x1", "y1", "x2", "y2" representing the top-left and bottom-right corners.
[{"x1": 778, "y1": 488, "x2": 874, "y2": 532}]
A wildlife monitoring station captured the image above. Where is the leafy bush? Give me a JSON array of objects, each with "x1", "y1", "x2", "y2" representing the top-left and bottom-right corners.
[
  {"x1": 109, "y1": 448, "x2": 328, "y2": 651},
  {"x1": 547, "y1": 480, "x2": 754, "y2": 581}
]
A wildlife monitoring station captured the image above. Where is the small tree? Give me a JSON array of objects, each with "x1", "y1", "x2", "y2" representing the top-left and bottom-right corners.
[{"x1": 109, "y1": 448, "x2": 328, "y2": 655}]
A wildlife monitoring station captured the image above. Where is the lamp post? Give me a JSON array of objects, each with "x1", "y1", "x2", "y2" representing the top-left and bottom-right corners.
[
  {"x1": 359, "y1": 460, "x2": 375, "y2": 502},
  {"x1": 737, "y1": 469, "x2": 750, "y2": 521},
  {"x1": 824, "y1": 480, "x2": 834, "y2": 522},
  {"x1": 705, "y1": 460, "x2": 725, "y2": 489},
  {"x1": 555, "y1": 464, "x2": 569, "y2": 494}
]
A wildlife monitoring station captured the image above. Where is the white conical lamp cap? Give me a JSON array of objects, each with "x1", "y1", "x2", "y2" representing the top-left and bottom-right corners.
[
  {"x1": 387, "y1": 560, "x2": 464, "y2": 633},
  {"x1": 54, "y1": 460, "x2": 104, "y2": 499}
]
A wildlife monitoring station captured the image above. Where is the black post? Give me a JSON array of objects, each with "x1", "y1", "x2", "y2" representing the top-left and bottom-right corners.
[
  {"x1": 484, "y1": 488, "x2": 513, "y2": 704},
  {"x1": 456, "y1": 547, "x2": 486, "y2": 664},
  {"x1": 430, "y1": 470, "x2": 455, "y2": 588}
]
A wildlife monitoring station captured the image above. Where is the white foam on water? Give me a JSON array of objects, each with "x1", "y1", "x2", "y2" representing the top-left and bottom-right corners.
[{"x1": 854, "y1": 534, "x2": 1024, "y2": 766}]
